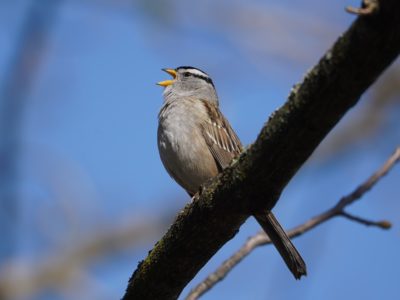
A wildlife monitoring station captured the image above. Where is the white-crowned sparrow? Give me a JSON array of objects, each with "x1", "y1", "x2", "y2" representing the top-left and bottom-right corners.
[{"x1": 157, "y1": 66, "x2": 306, "y2": 279}]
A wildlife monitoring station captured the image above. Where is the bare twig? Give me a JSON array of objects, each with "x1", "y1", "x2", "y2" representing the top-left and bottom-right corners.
[
  {"x1": 186, "y1": 147, "x2": 400, "y2": 300},
  {"x1": 346, "y1": 0, "x2": 379, "y2": 16},
  {"x1": 339, "y1": 211, "x2": 391, "y2": 228}
]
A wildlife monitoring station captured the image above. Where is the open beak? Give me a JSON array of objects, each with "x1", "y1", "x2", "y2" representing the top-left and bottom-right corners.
[{"x1": 157, "y1": 68, "x2": 177, "y2": 87}]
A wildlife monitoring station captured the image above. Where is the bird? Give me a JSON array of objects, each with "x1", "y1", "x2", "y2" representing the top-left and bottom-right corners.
[{"x1": 156, "y1": 66, "x2": 306, "y2": 279}]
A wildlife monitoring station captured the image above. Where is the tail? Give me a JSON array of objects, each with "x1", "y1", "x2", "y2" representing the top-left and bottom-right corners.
[{"x1": 254, "y1": 212, "x2": 307, "y2": 279}]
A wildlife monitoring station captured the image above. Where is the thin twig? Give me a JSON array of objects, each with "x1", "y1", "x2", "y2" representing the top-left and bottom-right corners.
[
  {"x1": 346, "y1": 0, "x2": 379, "y2": 16},
  {"x1": 186, "y1": 147, "x2": 400, "y2": 300},
  {"x1": 340, "y1": 211, "x2": 391, "y2": 229}
]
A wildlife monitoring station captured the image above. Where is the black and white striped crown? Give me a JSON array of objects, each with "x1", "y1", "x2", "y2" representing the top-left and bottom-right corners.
[{"x1": 176, "y1": 66, "x2": 214, "y2": 87}]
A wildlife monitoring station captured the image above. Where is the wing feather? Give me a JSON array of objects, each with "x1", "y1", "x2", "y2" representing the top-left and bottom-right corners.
[{"x1": 200, "y1": 100, "x2": 243, "y2": 170}]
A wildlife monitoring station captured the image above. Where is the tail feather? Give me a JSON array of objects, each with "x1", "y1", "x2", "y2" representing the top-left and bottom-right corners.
[{"x1": 255, "y1": 212, "x2": 306, "y2": 279}]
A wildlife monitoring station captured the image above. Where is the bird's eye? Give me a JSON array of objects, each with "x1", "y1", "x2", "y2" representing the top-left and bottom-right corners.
[{"x1": 183, "y1": 72, "x2": 190, "y2": 77}]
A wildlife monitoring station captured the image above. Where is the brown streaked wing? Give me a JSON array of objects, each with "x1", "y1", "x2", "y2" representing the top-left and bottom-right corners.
[{"x1": 200, "y1": 100, "x2": 243, "y2": 170}]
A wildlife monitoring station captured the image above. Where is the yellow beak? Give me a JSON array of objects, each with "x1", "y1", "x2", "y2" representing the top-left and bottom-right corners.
[{"x1": 157, "y1": 68, "x2": 177, "y2": 87}]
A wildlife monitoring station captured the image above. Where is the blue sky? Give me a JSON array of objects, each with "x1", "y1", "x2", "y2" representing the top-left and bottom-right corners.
[{"x1": 0, "y1": 1, "x2": 399, "y2": 299}]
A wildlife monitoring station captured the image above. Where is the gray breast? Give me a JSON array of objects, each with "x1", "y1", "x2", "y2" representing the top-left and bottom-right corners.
[{"x1": 157, "y1": 98, "x2": 219, "y2": 195}]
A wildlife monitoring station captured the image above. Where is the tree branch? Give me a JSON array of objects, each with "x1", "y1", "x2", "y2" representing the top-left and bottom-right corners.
[
  {"x1": 123, "y1": 1, "x2": 400, "y2": 299},
  {"x1": 186, "y1": 147, "x2": 400, "y2": 300}
]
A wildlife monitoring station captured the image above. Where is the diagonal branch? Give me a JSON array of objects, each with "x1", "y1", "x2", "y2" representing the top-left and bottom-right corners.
[
  {"x1": 186, "y1": 147, "x2": 400, "y2": 300},
  {"x1": 123, "y1": 1, "x2": 400, "y2": 299}
]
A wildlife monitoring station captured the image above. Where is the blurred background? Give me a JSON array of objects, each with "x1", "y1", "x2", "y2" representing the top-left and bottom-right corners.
[{"x1": 0, "y1": 0, "x2": 399, "y2": 299}]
